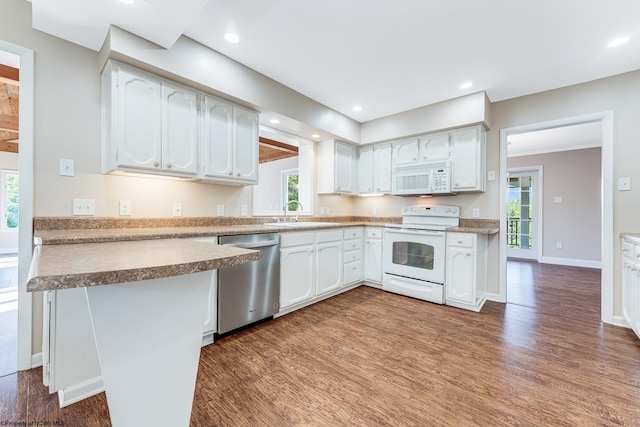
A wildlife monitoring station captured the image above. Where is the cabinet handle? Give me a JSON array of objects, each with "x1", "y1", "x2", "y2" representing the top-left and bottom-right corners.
[
  {"x1": 455, "y1": 183, "x2": 460, "y2": 187},
  {"x1": 153, "y1": 161, "x2": 160, "y2": 167},
  {"x1": 413, "y1": 157, "x2": 417, "y2": 161},
  {"x1": 237, "y1": 172, "x2": 241, "y2": 177},
  {"x1": 352, "y1": 244, "x2": 356, "y2": 248},
  {"x1": 623, "y1": 248, "x2": 629, "y2": 252},
  {"x1": 228, "y1": 172, "x2": 233, "y2": 176},
  {"x1": 166, "y1": 163, "x2": 172, "y2": 169},
  {"x1": 457, "y1": 240, "x2": 463, "y2": 244},
  {"x1": 466, "y1": 252, "x2": 471, "y2": 257},
  {"x1": 368, "y1": 188, "x2": 372, "y2": 191},
  {"x1": 376, "y1": 188, "x2": 381, "y2": 191},
  {"x1": 352, "y1": 266, "x2": 357, "y2": 271}
]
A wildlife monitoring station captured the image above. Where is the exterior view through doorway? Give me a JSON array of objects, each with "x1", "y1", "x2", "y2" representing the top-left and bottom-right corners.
[{"x1": 507, "y1": 168, "x2": 541, "y2": 261}]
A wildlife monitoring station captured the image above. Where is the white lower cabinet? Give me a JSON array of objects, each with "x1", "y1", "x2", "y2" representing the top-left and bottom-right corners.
[
  {"x1": 364, "y1": 227, "x2": 383, "y2": 286},
  {"x1": 280, "y1": 232, "x2": 315, "y2": 309},
  {"x1": 445, "y1": 232, "x2": 487, "y2": 311},
  {"x1": 280, "y1": 227, "x2": 366, "y2": 314},
  {"x1": 621, "y1": 237, "x2": 640, "y2": 338},
  {"x1": 315, "y1": 230, "x2": 343, "y2": 295}
]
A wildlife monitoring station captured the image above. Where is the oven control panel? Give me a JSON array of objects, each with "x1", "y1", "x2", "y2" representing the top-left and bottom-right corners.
[{"x1": 401, "y1": 205, "x2": 460, "y2": 218}]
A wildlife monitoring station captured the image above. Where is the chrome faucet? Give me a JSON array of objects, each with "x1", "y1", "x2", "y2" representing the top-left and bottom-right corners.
[{"x1": 283, "y1": 200, "x2": 303, "y2": 222}]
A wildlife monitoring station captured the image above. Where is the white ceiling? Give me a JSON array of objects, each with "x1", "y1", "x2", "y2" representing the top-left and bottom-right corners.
[{"x1": 30, "y1": 0, "x2": 640, "y2": 125}]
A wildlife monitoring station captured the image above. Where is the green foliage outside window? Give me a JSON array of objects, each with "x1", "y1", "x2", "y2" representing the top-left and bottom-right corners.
[{"x1": 5, "y1": 172, "x2": 18, "y2": 229}]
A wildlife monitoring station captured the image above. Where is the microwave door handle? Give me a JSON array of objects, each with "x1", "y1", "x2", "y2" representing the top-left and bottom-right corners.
[{"x1": 386, "y1": 229, "x2": 444, "y2": 236}]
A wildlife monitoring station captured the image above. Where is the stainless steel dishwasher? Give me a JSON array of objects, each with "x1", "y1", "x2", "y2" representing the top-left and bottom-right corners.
[{"x1": 217, "y1": 233, "x2": 280, "y2": 335}]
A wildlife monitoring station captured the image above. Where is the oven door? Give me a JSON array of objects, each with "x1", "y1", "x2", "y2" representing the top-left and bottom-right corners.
[{"x1": 383, "y1": 227, "x2": 445, "y2": 284}]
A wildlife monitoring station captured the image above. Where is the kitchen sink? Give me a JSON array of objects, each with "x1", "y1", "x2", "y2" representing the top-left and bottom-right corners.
[{"x1": 263, "y1": 221, "x2": 341, "y2": 227}]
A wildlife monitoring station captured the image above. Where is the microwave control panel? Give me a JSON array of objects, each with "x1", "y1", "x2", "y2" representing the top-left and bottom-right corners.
[{"x1": 432, "y1": 168, "x2": 451, "y2": 193}]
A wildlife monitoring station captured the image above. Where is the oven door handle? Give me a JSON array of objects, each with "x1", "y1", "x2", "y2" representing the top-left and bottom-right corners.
[{"x1": 385, "y1": 229, "x2": 444, "y2": 236}]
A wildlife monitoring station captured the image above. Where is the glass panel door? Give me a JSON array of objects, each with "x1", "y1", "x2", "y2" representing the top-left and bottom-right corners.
[{"x1": 507, "y1": 170, "x2": 538, "y2": 260}]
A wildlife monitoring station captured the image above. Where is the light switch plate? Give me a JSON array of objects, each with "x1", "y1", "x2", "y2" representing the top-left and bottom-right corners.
[
  {"x1": 217, "y1": 204, "x2": 225, "y2": 216},
  {"x1": 472, "y1": 208, "x2": 480, "y2": 218},
  {"x1": 619, "y1": 177, "x2": 631, "y2": 191},
  {"x1": 240, "y1": 204, "x2": 248, "y2": 217},
  {"x1": 173, "y1": 203, "x2": 183, "y2": 217},
  {"x1": 72, "y1": 199, "x2": 95, "y2": 216},
  {"x1": 487, "y1": 170, "x2": 496, "y2": 181},
  {"x1": 59, "y1": 159, "x2": 75, "y2": 177},
  {"x1": 554, "y1": 196, "x2": 563, "y2": 203}
]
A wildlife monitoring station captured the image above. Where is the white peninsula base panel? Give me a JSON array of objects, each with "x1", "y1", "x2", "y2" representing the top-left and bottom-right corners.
[{"x1": 85, "y1": 271, "x2": 212, "y2": 427}]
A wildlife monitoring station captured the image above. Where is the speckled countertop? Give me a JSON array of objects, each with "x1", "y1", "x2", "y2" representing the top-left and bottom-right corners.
[
  {"x1": 27, "y1": 238, "x2": 262, "y2": 292},
  {"x1": 28, "y1": 216, "x2": 499, "y2": 292}
]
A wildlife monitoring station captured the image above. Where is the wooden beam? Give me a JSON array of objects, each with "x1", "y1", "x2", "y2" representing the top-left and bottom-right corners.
[
  {"x1": 0, "y1": 64, "x2": 19, "y2": 85},
  {"x1": 0, "y1": 141, "x2": 18, "y2": 153},
  {"x1": 0, "y1": 113, "x2": 18, "y2": 132}
]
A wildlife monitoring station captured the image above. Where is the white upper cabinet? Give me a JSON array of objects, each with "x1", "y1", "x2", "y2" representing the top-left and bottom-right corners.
[
  {"x1": 317, "y1": 140, "x2": 357, "y2": 195},
  {"x1": 112, "y1": 64, "x2": 162, "y2": 172},
  {"x1": 201, "y1": 95, "x2": 258, "y2": 184},
  {"x1": 451, "y1": 126, "x2": 486, "y2": 192},
  {"x1": 162, "y1": 82, "x2": 198, "y2": 175},
  {"x1": 102, "y1": 61, "x2": 258, "y2": 184},
  {"x1": 391, "y1": 137, "x2": 420, "y2": 167},
  {"x1": 358, "y1": 143, "x2": 391, "y2": 194},
  {"x1": 419, "y1": 131, "x2": 450, "y2": 162}
]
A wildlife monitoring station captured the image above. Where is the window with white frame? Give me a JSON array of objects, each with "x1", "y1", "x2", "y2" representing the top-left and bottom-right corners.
[
  {"x1": 281, "y1": 168, "x2": 299, "y2": 211},
  {"x1": 1, "y1": 170, "x2": 18, "y2": 232}
]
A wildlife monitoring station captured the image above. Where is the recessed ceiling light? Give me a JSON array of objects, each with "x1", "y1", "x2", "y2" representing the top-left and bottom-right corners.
[
  {"x1": 353, "y1": 106, "x2": 362, "y2": 112},
  {"x1": 460, "y1": 81, "x2": 473, "y2": 89},
  {"x1": 269, "y1": 119, "x2": 280, "y2": 124},
  {"x1": 608, "y1": 36, "x2": 629, "y2": 48},
  {"x1": 225, "y1": 33, "x2": 240, "y2": 43},
  {"x1": 311, "y1": 134, "x2": 320, "y2": 138},
  {"x1": 119, "y1": 0, "x2": 134, "y2": 4}
]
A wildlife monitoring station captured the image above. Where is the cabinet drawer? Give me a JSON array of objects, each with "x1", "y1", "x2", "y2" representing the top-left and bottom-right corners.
[
  {"x1": 343, "y1": 227, "x2": 363, "y2": 240},
  {"x1": 447, "y1": 232, "x2": 475, "y2": 248},
  {"x1": 343, "y1": 261, "x2": 363, "y2": 285},
  {"x1": 365, "y1": 227, "x2": 383, "y2": 239},
  {"x1": 343, "y1": 239, "x2": 363, "y2": 252},
  {"x1": 316, "y1": 229, "x2": 343, "y2": 243},
  {"x1": 281, "y1": 231, "x2": 314, "y2": 248},
  {"x1": 343, "y1": 249, "x2": 362, "y2": 264}
]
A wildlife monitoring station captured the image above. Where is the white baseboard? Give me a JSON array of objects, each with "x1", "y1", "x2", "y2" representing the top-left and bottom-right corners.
[
  {"x1": 275, "y1": 282, "x2": 361, "y2": 317},
  {"x1": 362, "y1": 281, "x2": 382, "y2": 289},
  {"x1": 540, "y1": 257, "x2": 602, "y2": 269},
  {"x1": 31, "y1": 352, "x2": 43, "y2": 368},
  {"x1": 612, "y1": 315, "x2": 630, "y2": 329},
  {"x1": 0, "y1": 248, "x2": 17, "y2": 255},
  {"x1": 58, "y1": 376, "x2": 104, "y2": 408},
  {"x1": 484, "y1": 292, "x2": 504, "y2": 303}
]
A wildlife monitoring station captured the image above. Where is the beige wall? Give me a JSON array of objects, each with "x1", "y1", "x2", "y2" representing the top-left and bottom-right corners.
[{"x1": 508, "y1": 148, "x2": 602, "y2": 263}]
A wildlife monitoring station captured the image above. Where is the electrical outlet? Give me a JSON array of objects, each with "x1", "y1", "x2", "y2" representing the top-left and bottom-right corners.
[
  {"x1": 217, "y1": 204, "x2": 225, "y2": 216},
  {"x1": 59, "y1": 159, "x2": 75, "y2": 177},
  {"x1": 173, "y1": 203, "x2": 182, "y2": 217},
  {"x1": 556, "y1": 241, "x2": 563, "y2": 249},
  {"x1": 472, "y1": 208, "x2": 480, "y2": 218},
  {"x1": 119, "y1": 200, "x2": 132, "y2": 216},
  {"x1": 554, "y1": 196, "x2": 563, "y2": 203},
  {"x1": 619, "y1": 177, "x2": 631, "y2": 191},
  {"x1": 487, "y1": 170, "x2": 496, "y2": 181},
  {"x1": 72, "y1": 199, "x2": 95, "y2": 216},
  {"x1": 372, "y1": 207, "x2": 378, "y2": 216},
  {"x1": 240, "y1": 204, "x2": 248, "y2": 217},
  {"x1": 320, "y1": 207, "x2": 326, "y2": 215},
  {"x1": 325, "y1": 206, "x2": 331, "y2": 215}
]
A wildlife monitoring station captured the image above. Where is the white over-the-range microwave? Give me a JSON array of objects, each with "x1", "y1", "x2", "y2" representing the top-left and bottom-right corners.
[{"x1": 391, "y1": 161, "x2": 453, "y2": 196}]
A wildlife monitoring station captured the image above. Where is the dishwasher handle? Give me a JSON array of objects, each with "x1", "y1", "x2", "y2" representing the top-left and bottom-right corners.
[{"x1": 222, "y1": 239, "x2": 279, "y2": 249}]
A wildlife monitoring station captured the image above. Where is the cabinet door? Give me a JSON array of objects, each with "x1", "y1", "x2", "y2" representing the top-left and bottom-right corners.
[
  {"x1": 161, "y1": 82, "x2": 198, "y2": 175},
  {"x1": 116, "y1": 67, "x2": 162, "y2": 171},
  {"x1": 280, "y1": 245, "x2": 315, "y2": 308},
  {"x1": 364, "y1": 238, "x2": 383, "y2": 283},
  {"x1": 373, "y1": 143, "x2": 392, "y2": 193},
  {"x1": 202, "y1": 95, "x2": 234, "y2": 179},
  {"x1": 335, "y1": 142, "x2": 356, "y2": 194},
  {"x1": 446, "y1": 247, "x2": 476, "y2": 305},
  {"x1": 392, "y1": 138, "x2": 419, "y2": 167},
  {"x1": 451, "y1": 127, "x2": 483, "y2": 191},
  {"x1": 419, "y1": 132, "x2": 450, "y2": 162},
  {"x1": 234, "y1": 106, "x2": 259, "y2": 183},
  {"x1": 316, "y1": 242, "x2": 342, "y2": 295},
  {"x1": 358, "y1": 146, "x2": 374, "y2": 194}
]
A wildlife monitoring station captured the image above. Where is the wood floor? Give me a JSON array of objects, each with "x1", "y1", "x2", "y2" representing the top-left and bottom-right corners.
[{"x1": 3, "y1": 260, "x2": 640, "y2": 426}]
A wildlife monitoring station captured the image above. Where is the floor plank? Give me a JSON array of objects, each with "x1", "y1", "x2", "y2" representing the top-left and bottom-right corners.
[{"x1": 3, "y1": 260, "x2": 640, "y2": 426}]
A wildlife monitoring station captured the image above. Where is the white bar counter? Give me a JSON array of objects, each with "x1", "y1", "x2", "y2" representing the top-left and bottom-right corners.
[{"x1": 27, "y1": 238, "x2": 262, "y2": 427}]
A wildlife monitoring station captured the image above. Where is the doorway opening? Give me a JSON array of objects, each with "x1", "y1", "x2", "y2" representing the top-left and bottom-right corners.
[
  {"x1": 0, "y1": 50, "x2": 20, "y2": 377},
  {"x1": 499, "y1": 113, "x2": 613, "y2": 323},
  {"x1": 507, "y1": 168, "x2": 541, "y2": 261}
]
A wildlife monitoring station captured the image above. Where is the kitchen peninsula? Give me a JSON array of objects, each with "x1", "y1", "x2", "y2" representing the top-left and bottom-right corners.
[{"x1": 27, "y1": 237, "x2": 262, "y2": 427}]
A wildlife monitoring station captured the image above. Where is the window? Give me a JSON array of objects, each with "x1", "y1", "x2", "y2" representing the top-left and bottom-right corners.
[
  {"x1": 2, "y1": 170, "x2": 18, "y2": 231},
  {"x1": 282, "y1": 168, "x2": 299, "y2": 210}
]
